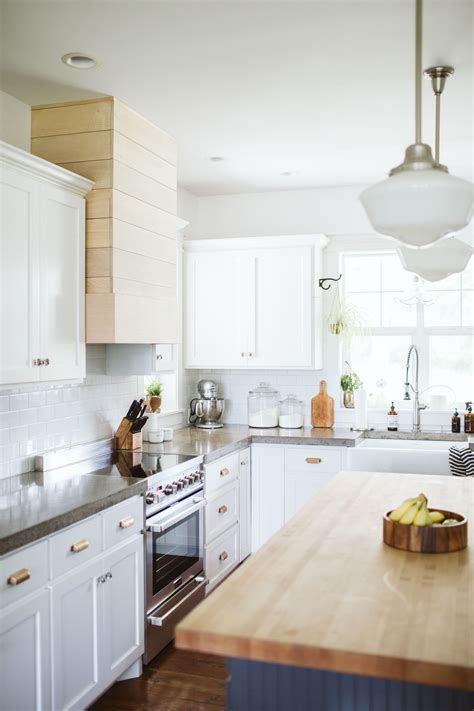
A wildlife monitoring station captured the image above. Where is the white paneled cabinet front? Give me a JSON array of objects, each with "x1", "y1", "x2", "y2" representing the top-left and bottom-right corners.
[
  {"x1": 0, "y1": 588, "x2": 52, "y2": 711},
  {"x1": 0, "y1": 141, "x2": 93, "y2": 385},
  {"x1": 184, "y1": 235, "x2": 327, "y2": 370}
]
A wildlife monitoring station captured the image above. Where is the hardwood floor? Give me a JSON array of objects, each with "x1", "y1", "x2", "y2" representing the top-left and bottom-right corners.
[{"x1": 89, "y1": 644, "x2": 227, "y2": 711}]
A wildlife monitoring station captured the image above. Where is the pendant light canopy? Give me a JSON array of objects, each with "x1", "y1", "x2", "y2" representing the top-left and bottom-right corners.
[
  {"x1": 360, "y1": 0, "x2": 474, "y2": 247},
  {"x1": 398, "y1": 237, "x2": 473, "y2": 282}
]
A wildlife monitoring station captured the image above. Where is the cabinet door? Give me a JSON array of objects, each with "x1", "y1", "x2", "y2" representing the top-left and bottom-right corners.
[
  {"x1": 39, "y1": 183, "x2": 85, "y2": 381},
  {"x1": 239, "y1": 447, "x2": 251, "y2": 561},
  {"x1": 251, "y1": 446, "x2": 285, "y2": 553},
  {"x1": 52, "y1": 558, "x2": 103, "y2": 711},
  {"x1": 248, "y1": 247, "x2": 313, "y2": 368},
  {"x1": 0, "y1": 165, "x2": 41, "y2": 384},
  {"x1": 101, "y1": 536, "x2": 144, "y2": 685},
  {"x1": 284, "y1": 470, "x2": 336, "y2": 522},
  {"x1": 184, "y1": 250, "x2": 248, "y2": 368},
  {"x1": 0, "y1": 588, "x2": 51, "y2": 711}
]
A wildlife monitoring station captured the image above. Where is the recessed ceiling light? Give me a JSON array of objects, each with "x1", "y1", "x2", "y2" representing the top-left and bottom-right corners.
[
  {"x1": 61, "y1": 53, "x2": 96, "y2": 69},
  {"x1": 210, "y1": 156, "x2": 224, "y2": 162},
  {"x1": 281, "y1": 170, "x2": 295, "y2": 177}
]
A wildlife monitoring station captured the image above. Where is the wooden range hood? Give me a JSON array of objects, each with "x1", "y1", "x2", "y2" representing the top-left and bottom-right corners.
[{"x1": 31, "y1": 96, "x2": 178, "y2": 344}]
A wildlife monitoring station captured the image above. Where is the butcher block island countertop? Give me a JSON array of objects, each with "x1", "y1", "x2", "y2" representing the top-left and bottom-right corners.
[{"x1": 176, "y1": 471, "x2": 474, "y2": 692}]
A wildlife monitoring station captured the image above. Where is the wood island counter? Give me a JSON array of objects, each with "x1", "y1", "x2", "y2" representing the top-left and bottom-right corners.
[{"x1": 176, "y1": 471, "x2": 474, "y2": 710}]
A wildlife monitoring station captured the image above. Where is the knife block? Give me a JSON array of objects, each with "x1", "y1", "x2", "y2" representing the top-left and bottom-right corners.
[{"x1": 114, "y1": 418, "x2": 142, "y2": 450}]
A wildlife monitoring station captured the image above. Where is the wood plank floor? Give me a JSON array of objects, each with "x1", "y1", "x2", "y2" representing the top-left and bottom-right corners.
[{"x1": 89, "y1": 644, "x2": 227, "y2": 711}]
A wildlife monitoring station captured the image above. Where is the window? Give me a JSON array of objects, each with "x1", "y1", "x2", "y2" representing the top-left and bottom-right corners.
[{"x1": 341, "y1": 251, "x2": 474, "y2": 408}]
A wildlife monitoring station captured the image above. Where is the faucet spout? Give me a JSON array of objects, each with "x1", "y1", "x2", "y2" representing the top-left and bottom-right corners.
[{"x1": 404, "y1": 345, "x2": 427, "y2": 432}]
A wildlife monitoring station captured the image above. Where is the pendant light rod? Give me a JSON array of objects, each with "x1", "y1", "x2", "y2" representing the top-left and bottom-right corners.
[
  {"x1": 415, "y1": 0, "x2": 422, "y2": 144},
  {"x1": 424, "y1": 66, "x2": 454, "y2": 164}
]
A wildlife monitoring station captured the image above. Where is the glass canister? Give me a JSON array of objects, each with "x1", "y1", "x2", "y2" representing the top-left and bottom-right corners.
[
  {"x1": 279, "y1": 394, "x2": 304, "y2": 429},
  {"x1": 248, "y1": 382, "x2": 280, "y2": 428}
]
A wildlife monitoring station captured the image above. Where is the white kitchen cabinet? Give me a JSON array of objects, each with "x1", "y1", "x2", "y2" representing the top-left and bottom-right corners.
[
  {"x1": 284, "y1": 470, "x2": 337, "y2": 521},
  {"x1": 51, "y1": 557, "x2": 103, "y2": 711},
  {"x1": 102, "y1": 537, "x2": 144, "y2": 685},
  {"x1": 184, "y1": 235, "x2": 327, "y2": 370},
  {"x1": 0, "y1": 588, "x2": 52, "y2": 711},
  {"x1": 251, "y1": 446, "x2": 285, "y2": 553},
  {"x1": 185, "y1": 250, "x2": 247, "y2": 368},
  {"x1": 239, "y1": 447, "x2": 251, "y2": 561},
  {"x1": 0, "y1": 141, "x2": 93, "y2": 385}
]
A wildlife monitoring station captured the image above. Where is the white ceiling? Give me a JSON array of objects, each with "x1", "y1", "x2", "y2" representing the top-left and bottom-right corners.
[{"x1": 1, "y1": 0, "x2": 472, "y2": 196}]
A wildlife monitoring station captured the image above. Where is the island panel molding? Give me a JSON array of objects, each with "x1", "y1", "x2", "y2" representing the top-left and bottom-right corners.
[
  {"x1": 31, "y1": 96, "x2": 178, "y2": 344},
  {"x1": 176, "y1": 470, "x2": 474, "y2": 691}
]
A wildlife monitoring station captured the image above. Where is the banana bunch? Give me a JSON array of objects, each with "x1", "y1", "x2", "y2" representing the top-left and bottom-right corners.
[{"x1": 389, "y1": 493, "x2": 445, "y2": 526}]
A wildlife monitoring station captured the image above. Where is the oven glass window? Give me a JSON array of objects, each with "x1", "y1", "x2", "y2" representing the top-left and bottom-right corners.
[{"x1": 152, "y1": 509, "x2": 200, "y2": 595}]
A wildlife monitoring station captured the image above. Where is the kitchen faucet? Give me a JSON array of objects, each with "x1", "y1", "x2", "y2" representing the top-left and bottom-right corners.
[{"x1": 404, "y1": 345, "x2": 429, "y2": 433}]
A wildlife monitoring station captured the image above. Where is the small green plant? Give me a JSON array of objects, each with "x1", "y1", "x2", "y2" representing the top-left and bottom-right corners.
[
  {"x1": 146, "y1": 381, "x2": 163, "y2": 397},
  {"x1": 340, "y1": 362, "x2": 361, "y2": 393}
]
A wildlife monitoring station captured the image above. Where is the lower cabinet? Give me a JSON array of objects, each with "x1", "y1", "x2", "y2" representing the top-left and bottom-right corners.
[
  {"x1": 0, "y1": 495, "x2": 145, "y2": 711},
  {"x1": 52, "y1": 536, "x2": 144, "y2": 711},
  {"x1": 251, "y1": 445, "x2": 347, "y2": 553},
  {"x1": 0, "y1": 588, "x2": 52, "y2": 711}
]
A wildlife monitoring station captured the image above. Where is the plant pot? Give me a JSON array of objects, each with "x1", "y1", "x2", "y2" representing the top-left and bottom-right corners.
[
  {"x1": 148, "y1": 395, "x2": 161, "y2": 413},
  {"x1": 343, "y1": 390, "x2": 355, "y2": 408}
]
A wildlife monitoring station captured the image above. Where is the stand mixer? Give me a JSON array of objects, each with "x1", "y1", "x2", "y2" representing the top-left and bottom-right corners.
[{"x1": 189, "y1": 380, "x2": 225, "y2": 429}]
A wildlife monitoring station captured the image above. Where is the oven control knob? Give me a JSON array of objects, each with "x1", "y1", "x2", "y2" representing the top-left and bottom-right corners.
[
  {"x1": 145, "y1": 491, "x2": 155, "y2": 505},
  {"x1": 176, "y1": 480, "x2": 184, "y2": 490},
  {"x1": 182, "y1": 477, "x2": 189, "y2": 488},
  {"x1": 164, "y1": 485, "x2": 174, "y2": 495},
  {"x1": 171, "y1": 482, "x2": 178, "y2": 494}
]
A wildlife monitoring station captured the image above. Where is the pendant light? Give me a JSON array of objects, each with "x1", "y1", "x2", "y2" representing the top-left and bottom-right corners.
[
  {"x1": 360, "y1": 0, "x2": 473, "y2": 247},
  {"x1": 397, "y1": 237, "x2": 473, "y2": 282},
  {"x1": 398, "y1": 275, "x2": 434, "y2": 306}
]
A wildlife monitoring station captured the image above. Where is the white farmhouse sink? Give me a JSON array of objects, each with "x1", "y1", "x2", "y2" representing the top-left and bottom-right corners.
[{"x1": 348, "y1": 438, "x2": 463, "y2": 475}]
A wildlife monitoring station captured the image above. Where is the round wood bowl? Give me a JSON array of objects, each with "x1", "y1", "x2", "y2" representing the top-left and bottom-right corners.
[{"x1": 383, "y1": 509, "x2": 468, "y2": 553}]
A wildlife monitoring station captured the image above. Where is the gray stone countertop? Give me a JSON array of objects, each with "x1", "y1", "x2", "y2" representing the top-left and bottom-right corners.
[{"x1": 0, "y1": 465, "x2": 146, "y2": 557}]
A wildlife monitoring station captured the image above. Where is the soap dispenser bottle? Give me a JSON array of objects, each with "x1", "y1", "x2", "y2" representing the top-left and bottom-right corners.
[
  {"x1": 452, "y1": 409, "x2": 461, "y2": 434},
  {"x1": 387, "y1": 402, "x2": 398, "y2": 432},
  {"x1": 465, "y1": 402, "x2": 473, "y2": 434}
]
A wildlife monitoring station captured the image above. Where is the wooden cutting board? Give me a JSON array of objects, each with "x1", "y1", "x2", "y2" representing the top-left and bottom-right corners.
[{"x1": 311, "y1": 380, "x2": 334, "y2": 428}]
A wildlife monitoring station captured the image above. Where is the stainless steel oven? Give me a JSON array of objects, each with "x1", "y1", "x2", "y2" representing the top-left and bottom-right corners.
[{"x1": 144, "y1": 461, "x2": 207, "y2": 663}]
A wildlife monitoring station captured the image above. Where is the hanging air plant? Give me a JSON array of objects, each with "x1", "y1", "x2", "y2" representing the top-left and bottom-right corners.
[{"x1": 327, "y1": 285, "x2": 368, "y2": 339}]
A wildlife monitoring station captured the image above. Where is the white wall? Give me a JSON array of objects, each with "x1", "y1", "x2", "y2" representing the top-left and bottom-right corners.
[
  {"x1": 0, "y1": 90, "x2": 31, "y2": 151},
  {"x1": 192, "y1": 185, "x2": 374, "y2": 239}
]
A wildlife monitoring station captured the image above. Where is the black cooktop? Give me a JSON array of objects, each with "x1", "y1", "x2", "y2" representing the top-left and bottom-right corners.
[{"x1": 51, "y1": 451, "x2": 198, "y2": 480}]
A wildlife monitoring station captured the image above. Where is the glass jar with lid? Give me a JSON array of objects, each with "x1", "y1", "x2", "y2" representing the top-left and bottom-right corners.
[
  {"x1": 248, "y1": 382, "x2": 280, "y2": 428},
  {"x1": 279, "y1": 394, "x2": 304, "y2": 429}
]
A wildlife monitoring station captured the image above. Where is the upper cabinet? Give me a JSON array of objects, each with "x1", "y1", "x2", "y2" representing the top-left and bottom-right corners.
[
  {"x1": 0, "y1": 141, "x2": 93, "y2": 385},
  {"x1": 184, "y1": 235, "x2": 327, "y2": 370},
  {"x1": 31, "y1": 97, "x2": 178, "y2": 344}
]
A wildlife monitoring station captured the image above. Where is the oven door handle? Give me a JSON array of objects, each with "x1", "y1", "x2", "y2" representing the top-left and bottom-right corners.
[
  {"x1": 147, "y1": 497, "x2": 206, "y2": 533},
  {"x1": 147, "y1": 576, "x2": 208, "y2": 627}
]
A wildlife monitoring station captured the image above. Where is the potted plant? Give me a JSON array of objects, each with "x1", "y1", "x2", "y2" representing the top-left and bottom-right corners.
[
  {"x1": 146, "y1": 381, "x2": 163, "y2": 413},
  {"x1": 327, "y1": 286, "x2": 368, "y2": 339},
  {"x1": 340, "y1": 362, "x2": 361, "y2": 409}
]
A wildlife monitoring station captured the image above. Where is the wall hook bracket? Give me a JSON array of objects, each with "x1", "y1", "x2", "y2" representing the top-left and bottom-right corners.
[{"x1": 318, "y1": 274, "x2": 342, "y2": 291}]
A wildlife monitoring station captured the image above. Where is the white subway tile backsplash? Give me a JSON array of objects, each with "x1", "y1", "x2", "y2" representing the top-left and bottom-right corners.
[
  {"x1": 9, "y1": 393, "x2": 29, "y2": 410},
  {"x1": 0, "y1": 396, "x2": 9, "y2": 412},
  {"x1": 28, "y1": 391, "x2": 46, "y2": 408}
]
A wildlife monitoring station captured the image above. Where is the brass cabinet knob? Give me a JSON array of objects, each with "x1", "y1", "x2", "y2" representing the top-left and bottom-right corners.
[
  {"x1": 218, "y1": 505, "x2": 228, "y2": 514},
  {"x1": 305, "y1": 457, "x2": 322, "y2": 464},
  {"x1": 7, "y1": 568, "x2": 31, "y2": 586},
  {"x1": 219, "y1": 551, "x2": 228, "y2": 562},
  {"x1": 220, "y1": 467, "x2": 229, "y2": 477},
  {"x1": 70, "y1": 538, "x2": 89, "y2": 553},
  {"x1": 119, "y1": 516, "x2": 135, "y2": 528}
]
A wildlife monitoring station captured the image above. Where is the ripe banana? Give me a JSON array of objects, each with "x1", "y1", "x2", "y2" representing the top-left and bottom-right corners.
[
  {"x1": 414, "y1": 500, "x2": 432, "y2": 526},
  {"x1": 388, "y1": 497, "x2": 418, "y2": 522},
  {"x1": 429, "y1": 511, "x2": 445, "y2": 524},
  {"x1": 400, "y1": 499, "x2": 423, "y2": 525}
]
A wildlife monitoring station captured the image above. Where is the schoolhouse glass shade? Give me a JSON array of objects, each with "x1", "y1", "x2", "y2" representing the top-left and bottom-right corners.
[{"x1": 397, "y1": 236, "x2": 473, "y2": 281}]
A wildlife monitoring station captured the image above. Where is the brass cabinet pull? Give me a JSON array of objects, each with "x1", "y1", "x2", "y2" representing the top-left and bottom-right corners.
[
  {"x1": 218, "y1": 505, "x2": 228, "y2": 514},
  {"x1": 119, "y1": 516, "x2": 135, "y2": 528},
  {"x1": 219, "y1": 551, "x2": 228, "y2": 562},
  {"x1": 7, "y1": 568, "x2": 31, "y2": 586},
  {"x1": 220, "y1": 467, "x2": 230, "y2": 477},
  {"x1": 305, "y1": 457, "x2": 322, "y2": 464},
  {"x1": 70, "y1": 538, "x2": 89, "y2": 553}
]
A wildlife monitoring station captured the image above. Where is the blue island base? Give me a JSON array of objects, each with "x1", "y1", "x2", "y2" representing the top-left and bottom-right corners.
[{"x1": 227, "y1": 658, "x2": 474, "y2": 711}]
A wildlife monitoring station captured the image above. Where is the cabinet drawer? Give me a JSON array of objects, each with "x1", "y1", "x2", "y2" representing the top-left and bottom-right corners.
[
  {"x1": 205, "y1": 481, "x2": 239, "y2": 544},
  {"x1": 205, "y1": 452, "x2": 239, "y2": 497},
  {"x1": 205, "y1": 523, "x2": 239, "y2": 589},
  {"x1": 51, "y1": 514, "x2": 102, "y2": 579},
  {"x1": 103, "y1": 496, "x2": 144, "y2": 549},
  {"x1": 0, "y1": 539, "x2": 49, "y2": 608},
  {"x1": 285, "y1": 447, "x2": 342, "y2": 474}
]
